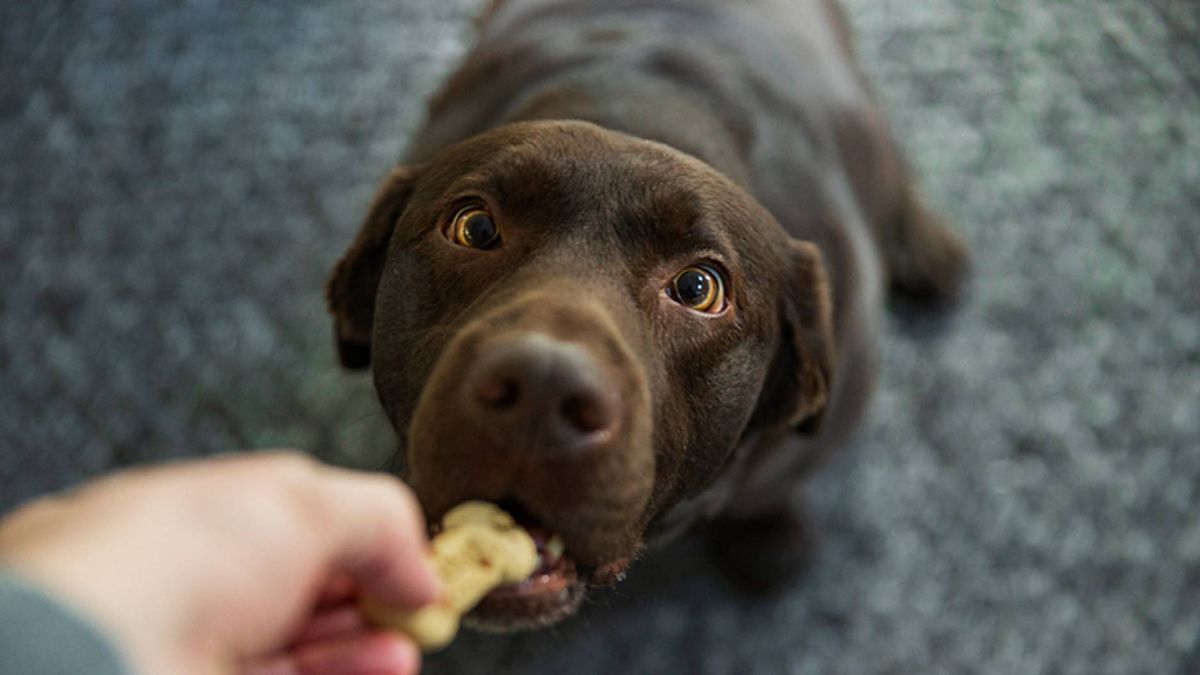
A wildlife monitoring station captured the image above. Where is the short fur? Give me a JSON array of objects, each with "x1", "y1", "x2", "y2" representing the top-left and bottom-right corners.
[{"x1": 327, "y1": 0, "x2": 967, "y2": 627}]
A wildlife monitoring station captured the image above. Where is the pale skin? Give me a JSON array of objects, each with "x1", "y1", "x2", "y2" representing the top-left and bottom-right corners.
[{"x1": 0, "y1": 451, "x2": 440, "y2": 675}]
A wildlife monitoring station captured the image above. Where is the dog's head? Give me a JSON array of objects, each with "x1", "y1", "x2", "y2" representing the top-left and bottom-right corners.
[{"x1": 327, "y1": 121, "x2": 832, "y2": 628}]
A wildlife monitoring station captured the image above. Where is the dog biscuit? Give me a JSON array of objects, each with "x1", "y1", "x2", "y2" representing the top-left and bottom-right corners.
[{"x1": 360, "y1": 501, "x2": 538, "y2": 651}]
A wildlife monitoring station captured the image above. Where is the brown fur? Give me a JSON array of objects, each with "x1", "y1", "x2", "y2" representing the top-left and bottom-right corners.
[{"x1": 327, "y1": 0, "x2": 968, "y2": 626}]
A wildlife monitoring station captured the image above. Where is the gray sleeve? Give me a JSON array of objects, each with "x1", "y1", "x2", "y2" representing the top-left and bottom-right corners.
[{"x1": 0, "y1": 572, "x2": 130, "y2": 675}]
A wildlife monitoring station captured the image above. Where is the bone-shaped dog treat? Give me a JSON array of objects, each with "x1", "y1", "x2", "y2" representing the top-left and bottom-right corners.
[{"x1": 360, "y1": 501, "x2": 538, "y2": 651}]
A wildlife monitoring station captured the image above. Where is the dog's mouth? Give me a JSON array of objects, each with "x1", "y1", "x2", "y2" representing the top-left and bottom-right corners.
[
  {"x1": 468, "y1": 523, "x2": 584, "y2": 630},
  {"x1": 433, "y1": 502, "x2": 631, "y2": 630}
]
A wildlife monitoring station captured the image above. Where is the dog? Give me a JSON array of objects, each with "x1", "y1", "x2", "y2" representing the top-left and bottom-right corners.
[{"x1": 326, "y1": 0, "x2": 967, "y2": 630}]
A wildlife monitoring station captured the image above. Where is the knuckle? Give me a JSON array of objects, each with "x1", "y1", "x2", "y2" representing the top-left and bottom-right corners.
[
  {"x1": 260, "y1": 449, "x2": 319, "y2": 474},
  {"x1": 258, "y1": 454, "x2": 329, "y2": 526},
  {"x1": 360, "y1": 474, "x2": 425, "y2": 528}
]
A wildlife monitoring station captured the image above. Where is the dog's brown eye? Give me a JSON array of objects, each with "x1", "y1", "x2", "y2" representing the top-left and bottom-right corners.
[
  {"x1": 448, "y1": 206, "x2": 500, "y2": 249},
  {"x1": 668, "y1": 265, "x2": 726, "y2": 314}
]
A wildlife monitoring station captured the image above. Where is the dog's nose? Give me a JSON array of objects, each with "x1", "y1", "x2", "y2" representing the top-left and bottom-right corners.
[{"x1": 464, "y1": 333, "x2": 620, "y2": 454}]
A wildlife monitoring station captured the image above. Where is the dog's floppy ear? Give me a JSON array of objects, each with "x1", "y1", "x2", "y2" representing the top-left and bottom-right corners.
[
  {"x1": 325, "y1": 165, "x2": 421, "y2": 369},
  {"x1": 751, "y1": 240, "x2": 835, "y2": 434}
]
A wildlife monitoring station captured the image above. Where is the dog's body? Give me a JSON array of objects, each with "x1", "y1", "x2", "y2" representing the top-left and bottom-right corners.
[{"x1": 329, "y1": 0, "x2": 966, "y2": 628}]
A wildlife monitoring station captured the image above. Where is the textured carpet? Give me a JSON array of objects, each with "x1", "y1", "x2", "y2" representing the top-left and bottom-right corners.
[{"x1": 2, "y1": 1, "x2": 1198, "y2": 673}]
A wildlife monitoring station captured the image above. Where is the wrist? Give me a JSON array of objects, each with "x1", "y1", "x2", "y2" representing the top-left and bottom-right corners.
[
  {"x1": 0, "y1": 571, "x2": 132, "y2": 675},
  {"x1": 0, "y1": 532, "x2": 204, "y2": 675}
]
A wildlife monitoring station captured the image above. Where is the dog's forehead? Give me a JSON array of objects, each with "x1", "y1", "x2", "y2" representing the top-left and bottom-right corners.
[
  {"x1": 432, "y1": 122, "x2": 779, "y2": 252},
  {"x1": 454, "y1": 124, "x2": 714, "y2": 202}
]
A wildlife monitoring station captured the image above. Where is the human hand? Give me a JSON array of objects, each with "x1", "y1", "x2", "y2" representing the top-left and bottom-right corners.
[{"x1": 0, "y1": 451, "x2": 438, "y2": 675}]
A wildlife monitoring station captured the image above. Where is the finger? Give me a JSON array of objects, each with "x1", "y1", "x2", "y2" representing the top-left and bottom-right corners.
[
  {"x1": 298, "y1": 466, "x2": 439, "y2": 608},
  {"x1": 292, "y1": 606, "x2": 366, "y2": 646},
  {"x1": 247, "y1": 632, "x2": 420, "y2": 675}
]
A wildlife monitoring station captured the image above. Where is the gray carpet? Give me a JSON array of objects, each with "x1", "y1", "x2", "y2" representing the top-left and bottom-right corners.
[{"x1": 2, "y1": 1, "x2": 1198, "y2": 673}]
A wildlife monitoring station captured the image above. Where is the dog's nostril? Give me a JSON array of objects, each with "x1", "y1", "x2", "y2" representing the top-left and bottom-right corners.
[
  {"x1": 560, "y1": 393, "x2": 611, "y2": 434},
  {"x1": 477, "y1": 375, "x2": 520, "y2": 410},
  {"x1": 465, "y1": 334, "x2": 623, "y2": 453}
]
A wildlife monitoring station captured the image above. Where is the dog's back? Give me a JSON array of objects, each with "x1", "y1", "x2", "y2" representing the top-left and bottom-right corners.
[{"x1": 412, "y1": 0, "x2": 867, "y2": 195}]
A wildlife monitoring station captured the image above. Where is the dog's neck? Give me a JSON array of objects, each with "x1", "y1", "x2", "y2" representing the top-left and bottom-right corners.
[{"x1": 503, "y1": 66, "x2": 755, "y2": 190}]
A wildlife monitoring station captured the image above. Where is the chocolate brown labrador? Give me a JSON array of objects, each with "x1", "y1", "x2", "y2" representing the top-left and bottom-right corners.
[{"x1": 327, "y1": 0, "x2": 968, "y2": 630}]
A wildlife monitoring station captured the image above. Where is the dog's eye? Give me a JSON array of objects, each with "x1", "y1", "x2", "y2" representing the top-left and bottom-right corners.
[
  {"x1": 447, "y1": 206, "x2": 500, "y2": 249},
  {"x1": 668, "y1": 265, "x2": 727, "y2": 314}
]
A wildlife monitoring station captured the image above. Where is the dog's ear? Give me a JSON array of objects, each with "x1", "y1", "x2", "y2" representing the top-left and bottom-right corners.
[
  {"x1": 325, "y1": 165, "x2": 421, "y2": 369},
  {"x1": 751, "y1": 240, "x2": 835, "y2": 434}
]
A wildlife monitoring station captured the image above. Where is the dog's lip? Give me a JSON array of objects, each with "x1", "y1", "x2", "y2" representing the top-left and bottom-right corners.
[
  {"x1": 480, "y1": 520, "x2": 618, "y2": 597},
  {"x1": 485, "y1": 551, "x2": 577, "y2": 601},
  {"x1": 467, "y1": 568, "x2": 584, "y2": 629},
  {"x1": 467, "y1": 549, "x2": 632, "y2": 628},
  {"x1": 468, "y1": 518, "x2": 633, "y2": 626},
  {"x1": 424, "y1": 502, "x2": 635, "y2": 624}
]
